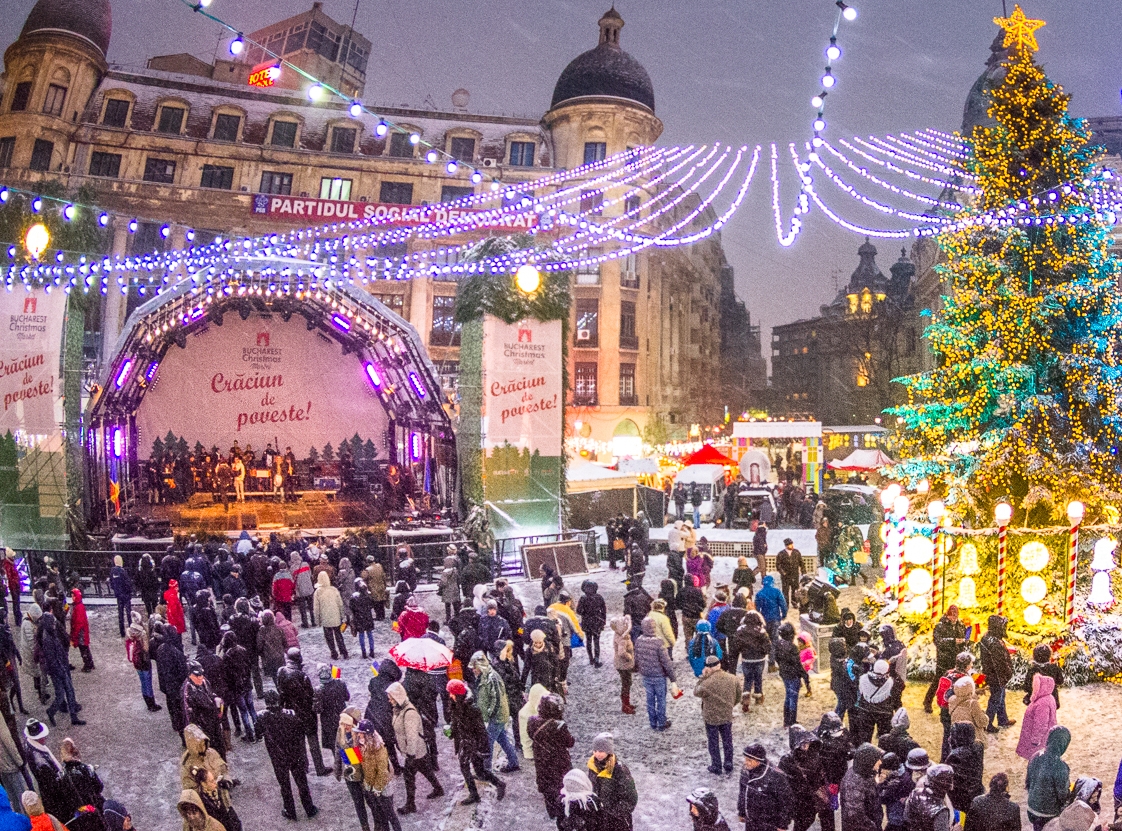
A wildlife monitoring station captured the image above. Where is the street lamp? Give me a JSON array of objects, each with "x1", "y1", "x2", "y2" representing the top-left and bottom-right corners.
[
  {"x1": 24, "y1": 223, "x2": 49, "y2": 260},
  {"x1": 515, "y1": 264, "x2": 541, "y2": 294}
]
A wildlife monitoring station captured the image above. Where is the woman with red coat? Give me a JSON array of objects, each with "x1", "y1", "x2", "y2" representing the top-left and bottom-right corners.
[
  {"x1": 164, "y1": 579, "x2": 187, "y2": 635},
  {"x1": 397, "y1": 595, "x2": 430, "y2": 641},
  {"x1": 69, "y1": 589, "x2": 95, "y2": 672}
]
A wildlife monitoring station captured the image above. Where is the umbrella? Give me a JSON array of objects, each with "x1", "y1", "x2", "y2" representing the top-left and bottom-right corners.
[{"x1": 388, "y1": 637, "x2": 453, "y2": 671}]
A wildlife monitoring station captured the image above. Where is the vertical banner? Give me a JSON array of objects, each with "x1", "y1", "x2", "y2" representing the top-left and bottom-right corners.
[
  {"x1": 0, "y1": 289, "x2": 68, "y2": 549},
  {"x1": 481, "y1": 316, "x2": 562, "y2": 538}
]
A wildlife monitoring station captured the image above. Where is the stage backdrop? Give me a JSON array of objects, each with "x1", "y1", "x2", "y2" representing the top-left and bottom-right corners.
[
  {"x1": 480, "y1": 316, "x2": 563, "y2": 538},
  {"x1": 135, "y1": 316, "x2": 389, "y2": 459}
]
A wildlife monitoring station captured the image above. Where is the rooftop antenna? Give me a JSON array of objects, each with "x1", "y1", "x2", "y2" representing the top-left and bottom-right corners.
[
  {"x1": 1001, "y1": 0, "x2": 1008, "y2": 15},
  {"x1": 349, "y1": 0, "x2": 361, "y2": 31}
]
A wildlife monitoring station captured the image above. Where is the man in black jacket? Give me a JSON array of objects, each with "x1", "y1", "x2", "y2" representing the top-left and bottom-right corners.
[
  {"x1": 979, "y1": 614, "x2": 1016, "y2": 733},
  {"x1": 276, "y1": 648, "x2": 329, "y2": 775},
  {"x1": 257, "y1": 690, "x2": 319, "y2": 820},
  {"x1": 622, "y1": 578, "x2": 653, "y2": 646},
  {"x1": 156, "y1": 626, "x2": 189, "y2": 742},
  {"x1": 963, "y1": 772, "x2": 1021, "y2": 831},
  {"x1": 228, "y1": 598, "x2": 263, "y2": 698},
  {"x1": 923, "y1": 605, "x2": 966, "y2": 713},
  {"x1": 365, "y1": 658, "x2": 404, "y2": 774},
  {"x1": 737, "y1": 743, "x2": 793, "y2": 831},
  {"x1": 446, "y1": 680, "x2": 505, "y2": 805},
  {"x1": 181, "y1": 661, "x2": 226, "y2": 759}
]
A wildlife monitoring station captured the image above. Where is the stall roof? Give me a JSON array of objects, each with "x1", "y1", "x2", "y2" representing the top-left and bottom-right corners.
[
  {"x1": 682, "y1": 444, "x2": 738, "y2": 466},
  {"x1": 827, "y1": 448, "x2": 896, "y2": 471},
  {"x1": 567, "y1": 462, "x2": 638, "y2": 493},
  {"x1": 732, "y1": 421, "x2": 822, "y2": 439}
]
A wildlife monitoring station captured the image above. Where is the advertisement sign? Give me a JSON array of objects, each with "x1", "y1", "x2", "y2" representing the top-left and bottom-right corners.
[
  {"x1": 0, "y1": 290, "x2": 66, "y2": 437},
  {"x1": 480, "y1": 316, "x2": 562, "y2": 536},
  {"x1": 251, "y1": 194, "x2": 540, "y2": 231},
  {"x1": 135, "y1": 316, "x2": 388, "y2": 458}
]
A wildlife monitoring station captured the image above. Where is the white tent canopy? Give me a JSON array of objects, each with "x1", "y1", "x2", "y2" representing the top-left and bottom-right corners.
[
  {"x1": 566, "y1": 461, "x2": 639, "y2": 493},
  {"x1": 827, "y1": 448, "x2": 895, "y2": 471}
]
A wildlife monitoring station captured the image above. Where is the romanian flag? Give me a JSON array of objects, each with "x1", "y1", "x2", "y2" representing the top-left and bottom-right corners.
[
  {"x1": 331, "y1": 666, "x2": 341, "y2": 679},
  {"x1": 340, "y1": 746, "x2": 362, "y2": 766},
  {"x1": 370, "y1": 664, "x2": 379, "y2": 677}
]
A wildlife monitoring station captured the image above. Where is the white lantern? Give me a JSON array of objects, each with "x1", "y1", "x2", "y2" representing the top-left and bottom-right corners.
[
  {"x1": 917, "y1": 479, "x2": 930, "y2": 494},
  {"x1": 959, "y1": 542, "x2": 980, "y2": 576},
  {"x1": 905, "y1": 595, "x2": 929, "y2": 615},
  {"x1": 1021, "y1": 575, "x2": 1047, "y2": 605},
  {"x1": 1019, "y1": 541, "x2": 1051, "y2": 573},
  {"x1": 957, "y1": 576, "x2": 977, "y2": 608},
  {"x1": 892, "y1": 495, "x2": 910, "y2": 519},
  {"x1": 1023, "y1": 604, "x2": 1043, "y2": 625},
  {"x1": 903, "y1": 536, "x2": 935, "y2": 565},
  {"x1": 1091, "y1": 538, "x2": 1117, "y2": 571},
  {"x1": 1067, "y1": 501, "x2": 1085, "y2": 525},
  {"x1": 1089, "y1": 572, "x2": 1115, "y2": 606},
  {"x1": 880, "y1": 483, "x2": 901, "y2": 510},
  {"x1": 927, "y1": 500, "x2": 946, "y2": 523},
  {"x1": 994, "y1": 502, "x2": 1013, "y2": 526},
  {"x1": 907, "y1": 568, "x2": 933, "y2": 596}
]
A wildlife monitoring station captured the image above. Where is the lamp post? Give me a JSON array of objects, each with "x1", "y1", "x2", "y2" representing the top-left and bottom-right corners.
[
  {"x1": 1066, "y1": 500, "x2": 1084, "y2": 625},
  {"x1": 927, "y1": 500, "x2": 946, "y2": 620},
  {"x1": 994, "y1": 502, "x2": 1013, "y2": 617}
]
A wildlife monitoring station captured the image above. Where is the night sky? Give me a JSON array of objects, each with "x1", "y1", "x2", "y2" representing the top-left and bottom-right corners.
[{"x1": 4, "y1": 0, "x2": 1120, "y2": 368}]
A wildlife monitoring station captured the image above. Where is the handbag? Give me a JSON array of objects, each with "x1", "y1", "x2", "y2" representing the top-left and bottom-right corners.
[{"x1": 570, "y1": 632, "x2": 584, "y2": 649}]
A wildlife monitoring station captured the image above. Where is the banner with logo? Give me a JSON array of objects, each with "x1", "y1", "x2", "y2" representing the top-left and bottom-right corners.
[
  {"x1": 251, "y1": 194, "x2": 540, "y2": 231},
  {"x1": 0, "y1": 289, "x2": 66, "y2": 437},
  {"x1": 135, "y1": 316, "x2": 389, "y2": 458},
  {"x1": 480, "y1": 316, "x2": 562, "y2": 537}
]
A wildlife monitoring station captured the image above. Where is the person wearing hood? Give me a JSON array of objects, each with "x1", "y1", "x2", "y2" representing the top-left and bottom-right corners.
[
  {"x1": 946, "y1": 722, "x2": 985, "y2": 814},
  {"x1": 66, "y1": 589, "x2": 93, "y2": 673},
  {"x1": 469, "y1": 652, "x2": 519, "y2": 773},
  {"x1": 397, "y1": 595, "x2": 429, "y2": 642},
  {"x1": 715, "y1": 593, "x2": 748, "y2": 672},
  {"x1": 609, "y1": 615, "x2": 636, "y2": 716},
  {"x1": 879, "y1": 707, "x2": 920, "y2": 761},
  {"x1": 527, "y1": 694, "x2": 574, "y2": 822},
  {"x1": 734, "y1": 611, "x2": 771, "y2": 709},
  {"x1": 24, "y1": 720, "x2": 66, "y2": 821},
  {"x1": 689, "y1": 787, "x2": 732, "y2": 831},
  {"x1": 587, "y1": 732, "x2": 638, "y2": 830},
  {"x1": 948, "y1": 675, "x2": 988, "y2": 737},
  {"x1": 491, "y1": 642, "x2": 524, "y2": 750},
  {"x1": 779, "y1": 725, "x2": 832, "y2": 831},
  {"x1": 687, "y1": 621, "x2": 723, "y2": 679},
  {"x1": 108, "y1": 555, "x2": 133, "y2": 639},
  {"x1": 386, "y1": 681, "x2": 443, "y2": 814},
  {"x1": 124, "y1": 615, "x2": 161, "y2": 713},
  {"x1": 336, "y1": 557, "x2": 355, "y2": 621},
  {"x1": 963, "y1": 772, "x2": 1021, "y2": 831},
  {"x1": 737, "y1": 743, "x2": 793, "y2": 831},
  {"x1": 576, "y1": 581, "x2": 607, "y2": 668},
  {"x1": 904, "y1": 763, "x2": 955, "y2": 831},
  {"x1": 459, "y1": 552, "x2": 488, "y2": 601},
  {"x1": 832, "y1": 610, "x2": 861, "y2": 649},
  {"x1": 446, "y1": 680, "x2": 505, "y2": 805},
  {"x1": 136, "y1": 553, "x2": 161, "y2": 617},
  {"x1": 157, "y1": 626, "x2": 190, "y2": 739},
  {"x1": 177, "y1": 789, "x2": 225, "y2": 831},
  {"x1": 776, "y1": 622, "x2": 811, "y2": 728},
  {"x1": 936, "y1": 651, "x2": 975, "y2": 759},
  {"x1": 754, "y1": 575, "x2": 788, "y2": 664},
  {"x1": 1018, "y1": 674, "x2": 1058, "y2": 762},
  {"x1": 622, "y1": 578, "x2": 653, "y2": 646},
  {"x1": 732, "y1": 556, "x2": 757, "y2": 599},
  {"x1": 678, "y1": 575, "x2": 707, "y2": 646},
  {"x1": 1027, "y1": 725, "x2": 1072, "y2": 829},
  {"x1": 181, "y1": 723, "x2": 231, "y2": 798},
  {"x1": 979, "y1": 614, "x2": 1015, "y2": 733},
  {"x1": 270, "y1": 559, "x2": 296, "y2": 624},
  {"x1": 164, "y1": 580, "x2": 187, "y2": 636},
  {"x1": 852, "y1": 659, "x2": 900, "y2": 745},
  {"x1": 36, "y1": 614, "x2": 83, "y2": 727},
  {"x1": 695, "y1": 655, "x2": 741, "y2": 774},
  {"x1": 228, "y1": 598, "x2": 263, "y2": 699},
  {"x1": 634, "y1": 617, "x2": 675, "y2": 731},
  {"x1": 646, "y1": 600, "x2": 676, "y2": 656},
  {"x1": 437, "y1": 554, "x2": 462, "y2": 624},
  {"x1": 312, "y1": 572, "x2": 348, "y2": 661},
  {"x1": 1041, "y1": 777, "x2": 1103, "y2": 831},
  {"x1": 20, "y1": 604, "x2": 45, "y2": 706},
  {"x1": 22, "y1": 791, "x2": 65, "y2": 831},
  {"x1": 313, "y1": 664, "x2": 350, "y2": 754},
  {"x1": 277, "y1": 648, "x2": 329, "y2": 776},
  {"x1": 878, "y1": 752, "x2": 912, "y2": 831},
  {"x1": 1024, "y1": 644, "x2": 1064, "y2": 711},
  {"x1": 519, "y1": 683, "x2": 550, "y2": 759},
  {"x1": 815, "y1": 712, "x2": 854, "y2": 796},
  {"x1": 365, "y1": 658, "x2": 403, "y2": 774},
  {"x1": 840, "y1": 742, "x2": 883, "y2": 831},
  {"x1": 190, "y1": 765, "x2": 239, "y2": 831},
  {"x1": 924, "y1": 605, "x2": 967, "y2": 713},
  {"x1": 558, "y1": 766, "x2": 605, "y2": 830},
  {"x1": 878, "y1": 625, "x2": 907, "y2": 708},
  {"x1": 522, "y1": 628, "x2": 559, "y2": 694},
  {"x1": 290, "y1": 554, "x2": 314, "y2": 628}
]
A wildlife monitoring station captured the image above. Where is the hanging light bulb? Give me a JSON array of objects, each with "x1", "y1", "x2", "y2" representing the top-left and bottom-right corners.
[
  {"x1": 375, "y1": 121, "x2": 388, "y2": 137},
  {"x1": 128, "y1": 219, "x2": 138, "y2": 233},
  {"x1": 62, "y1": 204, "x2": 76, "y2": 221},
  {"x1": 229, "y1": 34, "x2": 244, "y2": 56},
  {"x1": 957, "y1": 577, "x2": 977, "y2": 609},
  {"x1": 471, "y1": 171, "x2": 482, "y2": 184},
  {"x1": 826, "y1": 37, "x2": 841, "y2": 61},
  {"x1": 836, "y1": 2, "x2": 858, "y2": 21},
  {"x1": 307, "y1": 83, "x2": 325, "y2": 102},
  {"x1": 811, "y1": 95, "x2": 824, "y2": 108},
  {"x1": 31, "y1": 197, "x2": 42, "y2": 213},
  {"x1": 348, "y1": 100, "x2": 363, "y2": 118},
  {"x1": 821, "y1": 69, "x2": 836, "y2": 89},
  {"x1": 425, "y1": 149, "x2": 438, "y2": 164},
  {"x1": 1023, "y1": 604, "x2": 1043, "y2": 625},
  {"x1": 958, "y1": 543, "x2": 979, "y2": 576},
  {"x1": 445, "y1": 160, "x2": 458, "y2": 174},
  {"x1": 813, "y1": 117, "x2": 826, "y2": 132},
  {"x1": 98, "y1": 212, "x2": 109, "y2": 227},
  {"x1": 409, "y1": 133, "x2": 420, "y2": 145}
]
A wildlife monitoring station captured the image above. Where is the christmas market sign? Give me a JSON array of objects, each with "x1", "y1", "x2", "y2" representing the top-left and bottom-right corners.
[
  {"x1": 251, "y1": 195, "x2": 540, "y2": 230},
  {"x1": 0, "y1": 289, "x2": 65, "y2": 435}
]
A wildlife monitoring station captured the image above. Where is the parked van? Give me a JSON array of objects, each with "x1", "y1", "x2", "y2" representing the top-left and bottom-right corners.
[{"x1": 674, "y1": 464, "x2": 727, "y2": 523}]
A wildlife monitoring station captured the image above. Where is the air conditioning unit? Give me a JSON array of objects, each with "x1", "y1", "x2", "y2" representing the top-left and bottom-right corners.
[
  {"x1": 577, "y1": 329, "x2": 591, "y2": 341},
  {"x1": 482, "y1": 158, "x2": 498, "y2": 168}
]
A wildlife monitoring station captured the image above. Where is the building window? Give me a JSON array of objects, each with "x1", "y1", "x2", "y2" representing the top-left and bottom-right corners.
[
  {"x1": 270, "y1": 120, "x2": 298, "y2": 148},
  {"x1": 619, "y1": 363, "x2": 637, "y2": 405},
  {"x1": 42, "y1": 84, "x2": 67, "y2": 117},
  {"x1": 388, "y1": 132, "x2": 414, "y2": 158},
  {"x1": 142, "y1": 157, "x2": 176, "y2": 183},
  {"x1": 574, "y1": 363, "x2": 598, "y2": 405},
  {"x1": 372, "y1": 293, "x2": 404, "y2": 313},
  {"x1": 430, "y1": 295, "x2": 461, "y2": 346},
  {"x1": 260, "y1": 170, "x2": 293, "y2": 195},
  {"x1": 88, "y1": 151, "x2": 122, "y2": 178},
  {"x1": 576, "y1": 247, "x2": 602, "y2": 284},
  {"x1": 580, "y1": 189, "x2": 603, "y2": 216},
  {"x1": 201, "y1": 164, "x2": 234, "y2": 190},
  {"x1": 379, "y1": 181, "x2": 413, "y2": 204},
  {"x1": 448, "y1": 136, "x2": 475, "y2": 162},
  {"x1": 330, "y1": 126, "x2": 357, "y2": 154},
  {"x1": 9, "y1": 82, "x2": 31, "y2": 113},
  {"x1": 0, "y1": 138, "x2": 14, "y2": 169},
  {"x1": 440, "y1": 186, "x2": 473, "y2": 203},
  {"x1": 509, "y1": 141, "x2": 535, "y2": 167},
  {"x1": 620, "y1": 301, "x2": 638, "y2": 350},
  {"x1": 212, "y1": 113, "x2": 240, "y2": 142},
  {"x1": 583, "y1": 142, "x2": 607, "y2": 164},
  {"x1": 625, "y1": 194, "x2": 641, "y2": 214},
  {"x1": 29, "y1": 139, "x2": 53, "y2": 172},
  {"x1": 620, "y1": 252, "x2": 639, "y2": 289},
  {"x1": 156, "y1": 106, "x2": 185, "y2": 134},
  {"x1": 320, "y1": 177, "x2": 352, "y2": 200},
  {"x1": 575, "y1": 299, "x2": 599, "y2": 347},
  {"x1": 102, "y1": 98, "x2": 130, "y2": 127}
]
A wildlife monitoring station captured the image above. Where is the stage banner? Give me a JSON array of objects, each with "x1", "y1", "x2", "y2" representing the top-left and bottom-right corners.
[
  {"x1": 135, "y1": 316, "x2": 389, "y2": 459},
  {"x1": 480, "y1": 316, "x2": 562, "y2": 537}
]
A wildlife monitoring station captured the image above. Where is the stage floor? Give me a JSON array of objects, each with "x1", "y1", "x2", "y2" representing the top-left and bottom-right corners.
[{"x1": 143, "y1": 493, "x2": 382, "y2": 533}]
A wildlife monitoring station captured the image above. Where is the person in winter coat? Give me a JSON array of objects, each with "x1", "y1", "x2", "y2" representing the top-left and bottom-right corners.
[
  {"x1": 402, "y1": 665, "x2": 441, "y2": 771},
  {"x1": 830, "y1": 638, "x2": 858, "y2": 724},
  {"x1": 228, "y1": 599, "x2": 262, "y2": 699},
  {"x1": 816, "y1": 712, "x2": 855, "y2": 794},
  {"x1": 587, "y1": 733, "x2": 638, "y2": 830},
  {"x1": 492, "y1": 641, "x2": 525, "y2": 749},
  {"x1": 25, "y1": 720, "x2": 68, "y2": 821},
  {"x1": 157, "y1": 626, "x2": 190, "y2": 739},
  {"x1": 277, "y1": 648, "x2": 329, "y2": 776},
  {"x1": 445, "y1": 680, "x2": 505, "y2": 806},
  {"x1": 832, "y1": 610, "x2": 862, "y2": 649},
  {"x1": 779, "y1": 725, "x2": 832, "y2": 831},
  {"x1": 622, "y1": 579, "x2": 653, "y2": 646},
  {"x1": 878, "y1": 752, "x2": 911, "y2": 831},
  {"x1": 735, "y1": 611, "x2": 771, "y2": 709},
  {"x1": 1017, "y1": 674, "x2": 1058, "y2": 762},
  {"x1": 256, "y1": 690, "x2": 319, "y2": 820},
  {"x1": 274, "y1": 611, "x2": 300, "y2": 650},
  {"x1": 852, "y1": 659, "x2": 900, "y2": 745},
  {"x1": 1024, "y1": 644, "x2": 1064, "y2": 710},
  {"x1": 360, "y1": 556, "x2": 389, "y2": 622},
  {"x1": 715, "y1": 595, "x2": 748, "y2": 672},
  {"x1": 609, "y1": 615, "x2": 636, "y2": 716},
  {"x1": 183, "y1": 662, "x2": 226, "y2": 759},
  {"x1": 181, "y1": 723, "x2": 231, "y2": 798},
  {"x1": 634, "y1": 617, "x2": 675, "y2": 730},
  {"x1": 522, "y1": 629, "x2": 559, "y2": 694},
  {"x1": 313, "y1": 664, "x2": 350, "y2": 752},
  {"x1": 125, "y1": 615, "x2": 162, "y2": 712},
  {"x1": 903, "y1": 764, "x2": 955, "y2": 831},
  {"x1": 256, "y1": 611, "x2": 286, "y2": 683},
  {"x1": 964, "y1": 772, "x2": 1022, "y2": 831},
  {"x1": 290, "y1": 554, "x2": 314, "y2": 628},
  {"x1": 108, "y1": 555, "x2": 134, "y2": 639},
  {"x1": 527, "y1": 694, "x2": 574, "y2": 822},
  {"x1": 775, "y1": 538, "x2": 804, "y2": 607},
  {"x1": 164, "y1": 580, "x2": 187, "y2": 636},
  {"x1": 20, "y1": 605, "x2": 45, "y2": 706},
  {"x1": 365, "y1": 658, "x2": 403, "y2": 774},
  {"x1": 646, "y1": 600, "x2": 676, "y2": 654},
  {"x1": 878, "y1": 624, "x2": 908, "y2": 706},
  {"x1": 270, "y1": 561, "x2": 295, "y2": 623},
  {"x1": 558, "y1": 766, "x2": 606, "y2": 831},
  {"x1": 1026, "y1": 726, "x2": 1072, "y2": 829},
  {"x1": 387, "y1": 681, "x2": 443, "y2": 813},
  {"x1": 437, "y1": 555, "x2": 462, "y2": 624},
  {"x1": 312, "y1": 572, "x2": 348, "y2": 661},
  {"x1": 754, "y1": 576, "x2": 788, "y2": 660},
  {"x1": 776, "y1": 622, "x2": 811, "y2": 728},
  {"x1": 948, "y1": 674, "x2": 988, "y2": 737},
  {"x1": 396, "y1": 596, "x2": 429, "y2": 642},
  {"x1": 469, "y1": 652, "x2": 520, "y2": 773},
  {"x1": 979, "y1": 614, "x2": 1015, "y2": 732},
  {"x1": 519, "y1": 683, "x2": 550, "y2": 759},
  {"x1": 21, "y1": 790, "x2": 64, "y2": 831},
  {"x1": 695, "y1": 656, "x2": 742, "y2": 774},
  {"x1": 732, "y1": 556, "x2": 757, "y2": 598},
  {"x1": 65, "y1": 589, "x2": 94, "y2": 672},
  {"x1": 219, "y1": 631, "x2": 256, "y2": 742},
  {"x1": 879, "y1": 707, "x2": 920, "y2": 762},
  {"x1": 479, "y1": 602, "x2": 513, "y2": 659},
  {"x1": 1042, "y1": 776, "x2": 1102, "y2": 831},
  {"x1": 688, "y1": 621, "x2": 723, "y2": 678},
  {"x1": 332, "y1": 711, "x2": 366, "y2": 829},
  {"x1": 37, "y1": 614, "x2": 83, "y2": 727},
  {"x1": 135, "y1": 554, "x2": 161, "y2": 617},
  {"x1": 192, "y1": 591, "x2": 221, "y2": 651},
  {"x1": 191, "y1": 759, "x2": 240, "y2": 831},
  {"x1": 576, "y1": 581, "x2": 607, "y2": 668},
  {"x1": 946, "y1": 721, "x2": 984, "y2": 814},
  {"x1": 737, "y1": 743, "x2": 793, "y2": 831},
  {"x1": 349, "y1": 580, "x2": 376, "y2": 661},
  {"x1": 924, "y1": 605, "x2": 967, "y2": 712},
  {"x1": 177, "y1": 788, "x2": 226, "y2": 831},
  {"x1": 688, "y1": 788, "x2": 732, "y2": 831},
  {"x1": 840, "y1": 742, "x2": 883, "y2": 831}
]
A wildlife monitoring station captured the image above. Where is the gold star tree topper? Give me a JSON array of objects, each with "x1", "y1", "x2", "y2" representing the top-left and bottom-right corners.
[{"x1": 994, "y1": 5, "x2": 1045, "y2": 53}]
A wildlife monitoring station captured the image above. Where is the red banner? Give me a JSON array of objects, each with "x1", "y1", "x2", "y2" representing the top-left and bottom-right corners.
[{"x1": 251, "y1": 194, "x2": 539, "y2": 230}]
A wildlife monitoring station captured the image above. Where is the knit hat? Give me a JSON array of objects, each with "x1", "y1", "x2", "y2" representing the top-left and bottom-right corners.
[
  {"x1": 873, "y1": 659, "x2": 890, "y2": 675},
  {"x1": 651, "y1": 599, "x2": 667, "y2": 612},
  {"x1": 187, "y1": 662, "x2": 205, "y2": 677},
  {"x1": 338, "y1": 712, "x2": 356, "y2": 730},
  {"x1": 891, "y1": 707, "x2": 910, "y2": 730},
  {"x1": 485, "y1": 599, "x2": 498, "y2": 611},
  {"x1": 784, "y1": 538, "x2": 794, "y2": 546},
  {"x1": 27, "y1": 603, "x2": 42, "y2": 622},
  {"x1": 530, "y1": 629, "x2": 547, "y2": 644},
  {"x1": 881, "y1": 752, "x2": 902, "y2": 772},
  {"x1": 905, "y1": 748, "x2": 930, "y2": 771},
  {"x1": 704, "y1": 655, "x2": 721, "y2": 667},
  {"x1": 592, "y1": 732, "x2": 614, "y2": 754},
  {"x1": 24, "y1": 718, "x2": 48, "y2": 741},
  {"x1": 21, "y1": 792, "x2": 45, "y2": 817},
  {"x1": 742, "y1": 743, "x2": 768, "y2": 762},
  {"x1": 446, "y1": 679, "x2": 468, "y2": 697}
]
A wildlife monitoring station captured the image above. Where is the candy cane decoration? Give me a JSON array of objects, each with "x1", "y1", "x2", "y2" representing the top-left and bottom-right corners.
[
  {"x1": 997, "y1": 523, "x2": 1008, "y2": 617},
  {"x1": 1066, "y1": 502, "x2": 1084, "y2": 625},
  {"x1": 931, "y1": 521, "x2": 942, "y2": 621}
]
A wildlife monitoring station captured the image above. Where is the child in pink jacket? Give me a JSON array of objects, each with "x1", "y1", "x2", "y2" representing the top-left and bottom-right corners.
[{"x1": 1016, "y1": 673, "x2": 1057, "y2": 760}]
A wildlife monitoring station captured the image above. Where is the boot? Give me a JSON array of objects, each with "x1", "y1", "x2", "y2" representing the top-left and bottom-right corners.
[
  {"x1": 621, "y1": 693, "x2": 636, "y2": 715},
  {"x1": 460, "y1": 792, "x2": 481, "y2": 806},
  {"x1": 754, "y1": 693, "x2": 764, "y2": 704},
  {"x1": 397, "y1": 802, "x2": 417, "y2": 816},
  {"x1": 741, "y1": 692, "x2": 752, "y2": 713},
  {"x1": 144, "y1": 695, "x2": 163, "y2": 712}
]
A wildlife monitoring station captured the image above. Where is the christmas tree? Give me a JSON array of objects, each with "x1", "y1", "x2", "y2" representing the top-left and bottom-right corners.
[{"x1": 892, "y1": 6, "x2": 1122, "y2": 525}]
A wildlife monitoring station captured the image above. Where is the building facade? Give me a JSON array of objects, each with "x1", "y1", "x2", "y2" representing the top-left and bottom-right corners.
[{"x1": 0, "y1": 1, "x2": 763, "y2": 460}]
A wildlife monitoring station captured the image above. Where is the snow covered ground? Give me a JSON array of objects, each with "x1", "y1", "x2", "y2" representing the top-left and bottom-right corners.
[{"x1": 58, "y1": 554, "x2": 1122, "y2": 831}]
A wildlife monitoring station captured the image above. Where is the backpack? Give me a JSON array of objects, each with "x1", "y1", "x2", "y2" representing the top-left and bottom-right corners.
[{"x1": 935, "y1": 671, "x2": 963, "y2": 709}]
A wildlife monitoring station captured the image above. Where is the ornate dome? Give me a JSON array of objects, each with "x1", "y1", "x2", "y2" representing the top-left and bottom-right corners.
[
  {"x1": 961, "y1": 33, "x2": 1010, "y2": 135},
  {"x1": 551, "y1": 8, "x2": 655, "y2": 113},
  {"x1": 20, "y1": 0, "x2": 112, "y2": 57}
]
